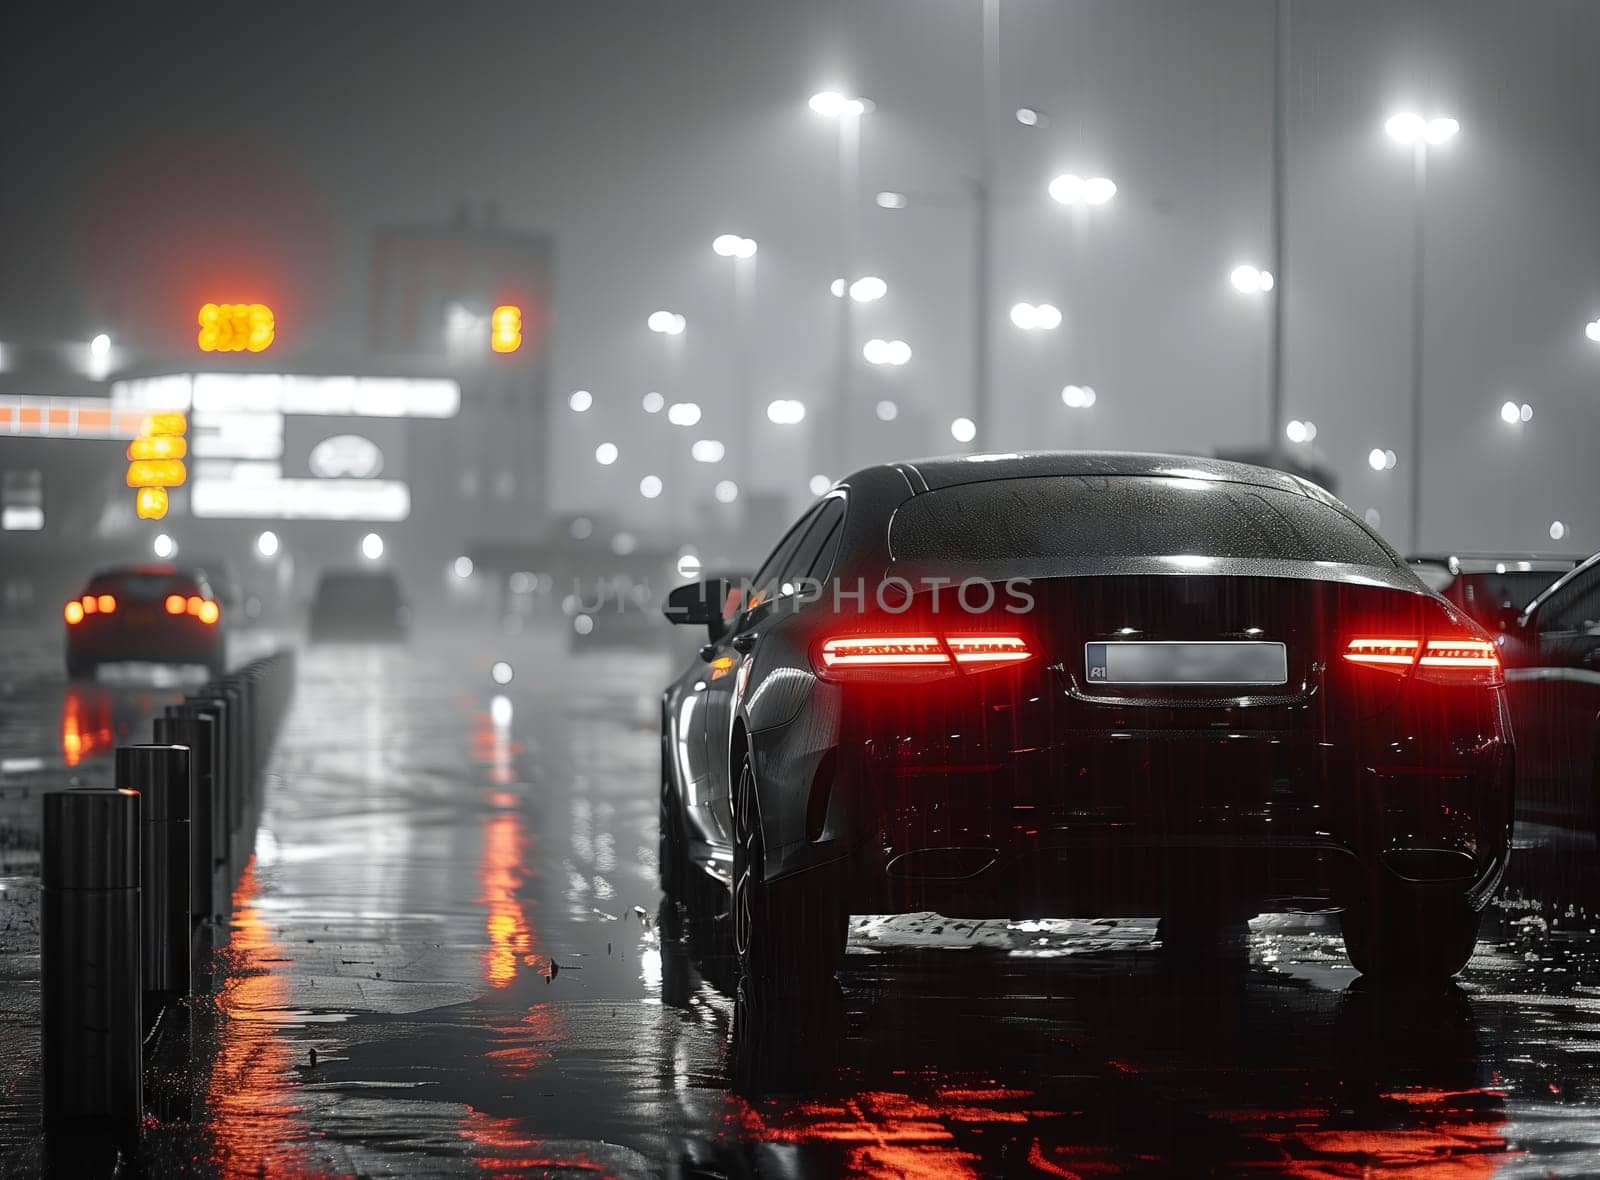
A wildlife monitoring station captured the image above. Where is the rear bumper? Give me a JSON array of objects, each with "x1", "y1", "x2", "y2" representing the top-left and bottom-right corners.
[
  {"x1": 67, "y1": 621, "x2": 222, "y2": 664},
  {"x1": 774, "y1": 728, "x2": 1513, "y2": 917}
]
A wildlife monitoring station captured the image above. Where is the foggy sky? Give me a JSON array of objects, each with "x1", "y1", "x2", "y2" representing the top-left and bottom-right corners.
[{"x1": 3, "y1": 1, "x2": 1597, "y2": 551}]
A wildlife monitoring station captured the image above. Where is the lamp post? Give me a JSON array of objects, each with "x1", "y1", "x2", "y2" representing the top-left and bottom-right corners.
[
  {"x1": 1384, "y1": 110, "x2": 1460, "y2": 550},
  {"x1": 810, "y1": 90, "x2": 870, "y2": 474},
  {"x1": 712, "y1": 235, "x2": 757, "y2": 506}
]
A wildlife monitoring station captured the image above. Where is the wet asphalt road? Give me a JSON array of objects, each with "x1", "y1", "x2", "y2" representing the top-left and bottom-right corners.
[{"x1": 5, "y1": 623, "x2": 1600, "y2": 1175}]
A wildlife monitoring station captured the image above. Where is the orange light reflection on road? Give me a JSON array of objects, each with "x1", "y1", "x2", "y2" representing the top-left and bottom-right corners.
[
  {"x1": 479, "y1": 807, "x2": 534, "y2": 988},
  {"x1": 207, "y1": 859, "x2": 312, "y2": 1179},
  {"x1": 61, "y1": 686, "x2": 113, "y2": 766}
]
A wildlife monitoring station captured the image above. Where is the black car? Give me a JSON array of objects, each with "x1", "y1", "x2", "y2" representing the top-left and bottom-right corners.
[
  {"x1": 659, "y1": 452, "x2": 1512, "y2": 1013},
  {"x1": 1407, "y1": 553, "x2": 1581, "y2": 632},
  {"x1": 1498, "y1": 552, "x2": 1600, "y2": 834},
  {"x1": 64, "y1": 564, "x2": 227, "y2": 679},
  {"x1": 308, "y1": 570, "x2": 409, "y2": 642}
]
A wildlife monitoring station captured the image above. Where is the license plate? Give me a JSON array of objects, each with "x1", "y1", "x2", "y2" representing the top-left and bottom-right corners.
[{"x1": 1084, "y1": 641, "x2": 1288, "y2": 686}]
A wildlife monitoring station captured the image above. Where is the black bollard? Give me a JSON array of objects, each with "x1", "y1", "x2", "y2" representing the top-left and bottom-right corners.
[
  {"x1": 154, "y1": 714, "x2": 216, "y2": 991},
  {"x1": 117, "y1": 745, "x2": 191, "y2": 1018},
  {"x1": 41, "y1": 788, "x2": 142, "y2": 1154}
]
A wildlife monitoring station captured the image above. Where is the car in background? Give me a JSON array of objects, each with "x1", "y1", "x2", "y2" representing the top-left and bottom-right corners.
[
  {"x1": 308, "y1": 569, "x2": 409, "y2": 642},
  {"x1": 1407, "y1": 553, "x2": 1581, "y2": 631},
  {"x1": 1497, "y1": 552, "x2": 1600, "y2": 834},
  {"x1": 659, "y1": 452, "x2": 1512, "y2": 1032},
  {"x1": 64, "y1": 565, "x2": 227, "y2": 680}
]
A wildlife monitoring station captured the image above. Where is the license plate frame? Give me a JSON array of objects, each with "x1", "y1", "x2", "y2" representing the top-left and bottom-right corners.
[{"x1": 1084, "y1": 640, "x2": 1288, "y2": 686}]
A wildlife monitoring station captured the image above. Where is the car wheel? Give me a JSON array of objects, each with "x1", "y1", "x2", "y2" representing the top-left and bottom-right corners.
[
  {"x1": 1341, "y1": 889, "x2": 1480, "y2": 984},
  {"x1": 731, "y1": 753, "x2": 844, "y2": 1003}
]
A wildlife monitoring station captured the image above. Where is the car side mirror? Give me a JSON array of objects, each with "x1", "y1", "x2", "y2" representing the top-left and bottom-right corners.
[{"x1": 664, "y1": 578, "x2": 732, "y2": 643}]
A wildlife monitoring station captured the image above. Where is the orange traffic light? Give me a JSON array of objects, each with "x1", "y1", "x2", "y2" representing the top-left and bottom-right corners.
[
  {"x1": 126, "y1": 459, "x2": 186, "y2": 488},
  {"x1": 141, "y1": 412, "x2": 187, "y2": 437},
  {"x1": 198, "y1": 303, "x2": 275, "y2": 352},
  {"x1": 126, "y1": 434, "x2": 187, "y2": 461},
  {"x1": 135, "y1": 487, "x2": 169, "y2": 520},
  {"x1": 491, "y1": 305, "x2": 522, "y2": 354}
]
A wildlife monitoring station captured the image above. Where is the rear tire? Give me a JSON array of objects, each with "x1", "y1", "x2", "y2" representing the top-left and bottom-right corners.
[
  {"x1": 659, "y1": 757, "x2": 687, "y2": 942},
  {"x1": 731, "y1": 754, "x2": 845, "y2": 1006},
  {"x1": 1341, "y1": 889, "x2": 1480, "y2": 984}
]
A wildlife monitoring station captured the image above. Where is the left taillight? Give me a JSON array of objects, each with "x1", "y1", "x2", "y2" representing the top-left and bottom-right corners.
[
  {"x1": 64, "y1": 600, "x2": 84, "y2": 624},
  {"x1": 1343, "y1": 635, "x2": 1502, "y2": 686},
  {"x1": 814, "y1": 633, "x2": 1034, "y2": 682}
]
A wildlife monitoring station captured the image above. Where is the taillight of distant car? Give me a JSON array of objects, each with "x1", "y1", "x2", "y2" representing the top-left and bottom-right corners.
[
  {"x1": 813, "y1": 634, "x2": 1033, "y2": 682},
  {"x1": 1343, "y1": 635, "x2": 1502, "y2": 686},
  {"x1": 64, "y1": 594, "x2": 116, "y2": 623}
]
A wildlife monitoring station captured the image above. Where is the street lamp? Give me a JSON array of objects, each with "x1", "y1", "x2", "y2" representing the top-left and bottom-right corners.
[
  {"x1": 595, "y1": 442, "x2": 618, "y2": 465},
  {"x1": 863, "y1": 339, "x2": 911, "y2": 365},
  {"x1": 951, "y1": 417, "x2": 977, "y2": 444},
  {"x1": 1061, "y1": 385, "x2": 1097, "y2": 408},
  {"x1": 568, "y1": 389, "x2": 592, "y2": 412},
  {"x1": 1009, "y1": 302, "x2": 1061, "y2": 330},
  {"x1": 1048, "y1": 173, "x2": 1117, "y2": 206},
  {"x1": 1499, "y1": 400, "x2": 1533, "y2": 425},
  {"x1": 1385, "y1": 107, "x2": 1459, "y2": 549},
  {"x1": 766, "y1": 399, "x2": 806, "y2": 425},
  {"x1": 361, "y1": 532, "x2": 384, "y2": 560},
  {"x1": 256, "y1": 530, "x2": 279, "y2": 558},
  {"x1": 712, "y1": 234, "x2": 757, "y2": 258},
  {"x1": 647, "y1": 310, "x2": 686, "y2": 336},
  {"x1": 809, "y1": 90, "x2": 872, "y2": 117},
  {"x1": 1586, "y1": 319, "x2": 1600, "y2": 342},
  {"x1": 1229, "y1": 265, "x2": 1275, "y2": 294}
]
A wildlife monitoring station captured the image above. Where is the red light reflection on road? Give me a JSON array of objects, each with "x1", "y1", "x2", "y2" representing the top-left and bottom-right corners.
[
  {"x1": 61, "y1": 685, "x2": 113, "y2": 766},
  {"x1": 458, "y1": 1106, "x2": 611, "y2": 1176},
  {"x1": 207, "y1": 859, "x2": 312, "y2": 1178}
]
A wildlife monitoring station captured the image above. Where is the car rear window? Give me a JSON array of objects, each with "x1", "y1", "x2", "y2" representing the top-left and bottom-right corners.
[
  {"x1": 315, "y1": 574, "x2": 401, "y2": 612},
  {"x1": 88, "y1": 572, "x2": 200, "y2": 599},
  {"x1": 890, "y1": 475, "x2": 1395, "y2": 568}
]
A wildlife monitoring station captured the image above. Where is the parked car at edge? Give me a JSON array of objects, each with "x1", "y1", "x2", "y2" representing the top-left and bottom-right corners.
[{"x1": 1407, "y1": 553, "x2": 1581, "y2": 632}]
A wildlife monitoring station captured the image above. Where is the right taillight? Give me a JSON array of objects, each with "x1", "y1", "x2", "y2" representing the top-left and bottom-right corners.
[
  {"x1": 1343, "y1": 635, "x2": 1502, "y2": 686},
  {"x1": 814, "y1": 633, "x2": 1034, "y2": 682}
]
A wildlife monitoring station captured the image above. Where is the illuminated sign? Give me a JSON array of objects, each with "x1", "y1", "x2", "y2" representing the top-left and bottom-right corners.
[
  {"x1": 197, "y1": 303, "x2": 275, "y2": 352},
  {"x1": 112, "y1": 374, "x2": 461, "y2": 419},
  {"x1": 191, "y1": 478, "x2": 409, "y2": 521},
  {"x1": 0, "y1": 397, "x2": 150, "y2": 440},
  {"x1": 308, "y1": 434, "x2": 383, "y2": 479},
  {"x1": 491, "y1": 305, "x2": 523, "y2": 353}
]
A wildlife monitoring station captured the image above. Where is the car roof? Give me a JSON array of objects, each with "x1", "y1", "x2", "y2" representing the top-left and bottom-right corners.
[
  {"x1": 89, "y1": 564, "x2": 198, "y2": 581},
  {"x1": 1407, "y1": 553, "x2": 1582, "y2": 574},
  {"x1": 882, "y1": 450, "x2": 1319, "y2": 496}
]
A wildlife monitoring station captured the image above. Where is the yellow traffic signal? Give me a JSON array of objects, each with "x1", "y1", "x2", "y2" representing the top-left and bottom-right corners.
[
  {"x1": 126, "y1": 434, "x2": 187, "y2": 461},
  {"x1": 491, "y1": 305, "x2": 522, "y2": 354},
  {"x1": 135, "y1": 487, "x2": 169, "y2": 520},
  {"x1": 198, "y1": 303, "x2": 275, "y2": 352}
]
